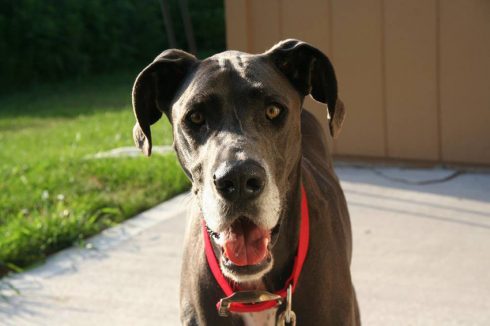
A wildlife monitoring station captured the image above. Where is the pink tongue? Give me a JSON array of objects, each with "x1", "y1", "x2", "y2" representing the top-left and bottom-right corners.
[{"x1": 223, "y1": 219, "x2": 270, "y2": 266}]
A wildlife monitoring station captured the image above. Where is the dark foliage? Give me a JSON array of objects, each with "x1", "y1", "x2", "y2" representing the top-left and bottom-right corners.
[{"x1": 0, "y1": 0, "x2": 225, "y2": 92}]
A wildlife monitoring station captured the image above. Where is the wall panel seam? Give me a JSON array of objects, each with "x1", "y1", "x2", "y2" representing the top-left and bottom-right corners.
[
  {"x1": 328, "y1": 0, "x2": 337, "y2": 153},
  {"x1": 278, "y1": 0, "x2": 283, "y2": 40},
  {"x1": 245, "y1": 0, "x2": 252, "y2": 52},
  {"x1": 380, "y1": 0, "x2": 389, "y2": 157},
  {"x1": 435, "y1": 0, "x2": 443, "y2": 163}
]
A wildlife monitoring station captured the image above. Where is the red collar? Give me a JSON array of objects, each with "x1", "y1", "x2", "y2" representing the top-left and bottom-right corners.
[{"x1": 202, "y1": 186, "x2": 310, "y2": 314}]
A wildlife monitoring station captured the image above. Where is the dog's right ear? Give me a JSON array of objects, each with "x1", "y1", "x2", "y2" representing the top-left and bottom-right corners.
[
  {"x1": 265, "y1": 39, "x2": 345, "y2": 138},
  {"x1": 132, "y1": 49, "x2": 197, "y2": 156}
]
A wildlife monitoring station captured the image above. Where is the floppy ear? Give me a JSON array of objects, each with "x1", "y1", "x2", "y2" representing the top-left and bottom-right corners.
[
  {"x1": 265, "y1": 39, "x2": 345, "y2": 137},
  {"x1": 132, "y1": 49, "x2": 197, "y2": 156}
]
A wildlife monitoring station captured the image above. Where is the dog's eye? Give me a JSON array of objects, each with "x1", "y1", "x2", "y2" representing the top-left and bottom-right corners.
[
  {"x1": 188, "y1": 111, "x2": 205, "y2": 126},
  {"x1": 265, "y1": 105, "x2": 282, "y2": 120}
]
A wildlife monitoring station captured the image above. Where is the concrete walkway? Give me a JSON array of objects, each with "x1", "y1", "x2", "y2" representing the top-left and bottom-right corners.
[{"x1": 1, "y1": 166, "x2": 489, "y2": 325}]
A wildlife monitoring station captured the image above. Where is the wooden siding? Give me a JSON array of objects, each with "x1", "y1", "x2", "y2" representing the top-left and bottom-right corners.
[{"x1": 225, "y1": 0, "x2": 490, "y2": 165}]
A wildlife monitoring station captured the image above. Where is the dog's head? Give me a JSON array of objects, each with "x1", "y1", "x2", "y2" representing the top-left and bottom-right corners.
[{"x1": 132, "y1": 39, "x2": 344, "y2": 283}]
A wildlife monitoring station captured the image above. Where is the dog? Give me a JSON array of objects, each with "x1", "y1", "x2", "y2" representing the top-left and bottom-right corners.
[{"x1": 132, "y1": 39, "x2": 360, "y2": 325}]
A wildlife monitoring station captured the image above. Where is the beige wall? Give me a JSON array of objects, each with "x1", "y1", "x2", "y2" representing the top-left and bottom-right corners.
[{"x1": 225, "y1": 0, "x2": 490, "y2": 166}]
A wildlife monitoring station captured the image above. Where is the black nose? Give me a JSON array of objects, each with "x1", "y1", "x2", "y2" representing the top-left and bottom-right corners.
[{"x1": 213, "y1": 160, "x2": 266, "y2": 201}]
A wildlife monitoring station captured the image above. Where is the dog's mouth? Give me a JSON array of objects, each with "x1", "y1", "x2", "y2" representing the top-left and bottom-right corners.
[
  {"x1": 207, "y1": 217, "x2": 281, "y2": 279},
  {"x1": 223, "y1": 217, "x2": 270, "y2": 266}
]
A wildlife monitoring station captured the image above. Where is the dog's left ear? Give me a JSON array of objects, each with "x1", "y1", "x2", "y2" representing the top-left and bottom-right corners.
[
  {"x1": 132, "y1": 49, "x2": 197, "y2": 156},
  {"x1": 265, "y1": 39, "x2": 345, "y2": 137}
]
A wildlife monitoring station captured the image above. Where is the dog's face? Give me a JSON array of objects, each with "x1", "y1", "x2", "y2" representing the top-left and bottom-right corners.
[
  {"x1": 172, "y1": 53, "x2": 303, "y2": 282},
  {"x1": 132, "y1": 39, "x2": 343, "y2": 283}
]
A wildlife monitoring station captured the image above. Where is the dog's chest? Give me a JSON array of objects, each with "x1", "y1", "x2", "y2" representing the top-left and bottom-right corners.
[{"x1": 236, "y1": 308, "x2": 277, "y2": 326}]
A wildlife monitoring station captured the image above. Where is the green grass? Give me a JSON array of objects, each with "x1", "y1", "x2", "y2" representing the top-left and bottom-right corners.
[{"x1": 0, "y1": 72, "x2": 190, "y2": 277}]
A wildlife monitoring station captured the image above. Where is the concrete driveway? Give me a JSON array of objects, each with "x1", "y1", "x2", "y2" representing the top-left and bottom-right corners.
[{"x1": 1, "y1": 166, "x2": 489, "y2": 325}]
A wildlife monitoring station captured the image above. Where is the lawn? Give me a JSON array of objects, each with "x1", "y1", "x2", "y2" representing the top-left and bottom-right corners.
[{"x1": 0, "y1": 73, "x2": 190, "y2": 277}]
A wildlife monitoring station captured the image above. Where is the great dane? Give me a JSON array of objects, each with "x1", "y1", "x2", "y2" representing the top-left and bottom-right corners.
[{"x1": 132, "y1": 39, "x2": 360, "y2": 325}]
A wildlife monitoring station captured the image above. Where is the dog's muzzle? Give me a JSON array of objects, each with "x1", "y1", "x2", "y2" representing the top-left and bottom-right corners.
[{"x1": 210, "y1": 160, "x2": 271, "y2": 266}]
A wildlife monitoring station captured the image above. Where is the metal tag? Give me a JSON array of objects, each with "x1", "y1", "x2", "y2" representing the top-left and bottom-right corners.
[{"x1": 277, "y1": 285, "x2": 296, "y2": 326}]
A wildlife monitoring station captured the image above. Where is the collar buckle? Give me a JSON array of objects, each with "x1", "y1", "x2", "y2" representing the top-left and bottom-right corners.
[{"x1": 218, "y1": 290, "x2": 283, "y2": 317}]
